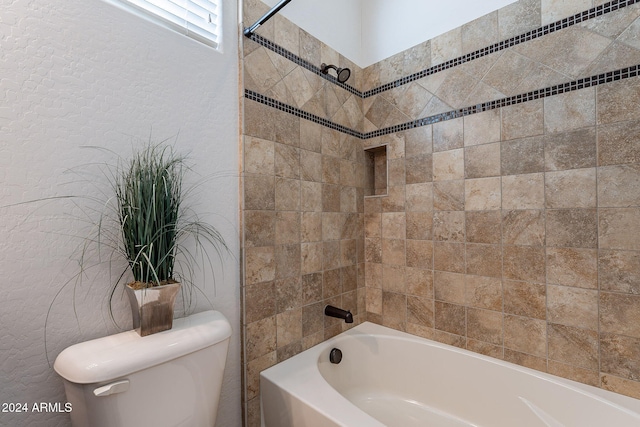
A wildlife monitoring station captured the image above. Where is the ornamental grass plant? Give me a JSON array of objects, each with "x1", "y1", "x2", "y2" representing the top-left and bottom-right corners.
[{"x1": 113, "y1": 143, "x2": 227, "y2": 290}]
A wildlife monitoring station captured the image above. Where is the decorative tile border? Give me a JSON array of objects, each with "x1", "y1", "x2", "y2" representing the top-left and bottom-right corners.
[
  {"x1": 245, "y1": 33, "x2": 362, "y2": 97},
  {"x1": 245, "y1": 0, "x2": 638, "y2": 98},
  {"x1": 245, "y1": 65, "x2": 640, "y2": 139},
  {"x1": 364, "y1": 0, "x2": 640, "y2": 98},
  {"x1": 244, "y1": 89, "x2": 362, "y2": 137}
]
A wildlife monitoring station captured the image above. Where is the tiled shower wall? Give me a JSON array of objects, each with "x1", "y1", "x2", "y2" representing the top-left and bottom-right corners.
[
  {"x1": 241, "y1": 1, "x2": 366, "y2": 425},
  {"x1": 242, "y1": 0, "x2": 640, "y2": 424}
]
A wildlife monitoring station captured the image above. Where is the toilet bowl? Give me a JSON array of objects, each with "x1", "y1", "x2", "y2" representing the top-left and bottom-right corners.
[{"x1": 54, "y1": 310, "x2": 231, "y2": 427}]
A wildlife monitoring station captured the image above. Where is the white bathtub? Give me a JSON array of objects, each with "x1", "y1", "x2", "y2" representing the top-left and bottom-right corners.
[{"x1": 260, "y1": 322, "x2": 640, "y2": 427}]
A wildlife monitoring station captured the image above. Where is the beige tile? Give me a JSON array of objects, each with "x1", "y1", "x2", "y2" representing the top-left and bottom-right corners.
[
  {"x1": 276, "y1": 277, "x2": 302, "y2": 313},
  {"x1": 597, "y1": 76, "x2": 640, "y2": 125},
  {"x1": 547, "y1": 284, "x2": 598, "y2": 330},
  {"x1": 548, "y1": 323, "x2": 598, "y2": 371},
  {"x1": 244, "y1": 210, "x2": 275, "y2": 248},
  {"x1": 245, "y1": 317, "x2": 277, "y2": 362},
  {"x1": 503, "y1": 246, "x2": 546, "y2": 283},
  {"x1": 382, "y1": 238, "x2": 406, "y2": 266},
  {"x1": 301, "y1": 181, "x2": 322, "y2": 212},
  {"x1": 301, "y1": 242, "x2": 323, "y2": 274},
  {"x1": 434, "y1": 271, "x2": 466, "y2": 304},
  {"x1": 245, "y1": 281, "x2": 276, "y2": 324},
  {"x1": 406, "y1": 183, "x2": 434, "y2": 212},
  {"x1": 275, "y1": 178, "x2": 300, "y2": 212},
  {"x1": 433, "y1": 117, "x2": 463, "y2": 152},
  {"x1": 502, "y1": 173, "x2": 545, "y2": 210},
  {"x1": 498, "y1": 0, "x2": 541, "y2": 40},
  {"x1": 501, "y1": 136, "x2": 545, "y2": 175},
  {"x1": 245, "y1": 246, "x2": 276, "y2": 286},
  {"x1": 502, "y1": 99, "x2": 544, "y2": 140},
  {"x1": 601, "y1": 333, "x2": 640, "y2": 382},
  {"x1": 407, "y1": 267, "x2": 434, "y2": 298},
  {"x1": 502, "y1": 209, "x2": 546, "y2": 246},
  {"x1": 433, "y1": 211, "x2": 465, "y2": 242},
  {"x1": 504, "y1": 349, "x2": 548, "y2": 372},
  {"x1": 405, "y1": 154, "x2": 433, "y2": 184},
  {"x1": 366, "y1": 287, "x2": 383, "y2": 315},
  {"x1": 544, "y1": 127, "x2": 597, "y2": 171},
  {"x1": 275, "y1": 244, "x2": 301, "y2": 279},
  {"x1": 482, "y1": 50, "x2": 536, "y2": 96},
  {"x1": 597, "y1": 120, "x2": 640, "y2": 166},
  {"x1": 599, "y1": 249, "x2": 640, "y2": 295},
  {"x1": 244, "y1": 174, "x2": 275, "y2": 210},
  {"x1": 462, "y1": 12, "x2": 498, "y2": 54},
  {"x1": 504, "y1": 280, "x2": 546, "y2": 320},
  {"x1": 548, "y1": 362, "x2": 599, "y2": 388},
  {"x1": 546, "y1": 209, "x2": 598, "y2": 248},
  {"x1": 504, "y1": 314, "x2": 547, "y2": 357},
  {"x1": 246, "y1": 351, "x2": 277, "y2": 401},
  {"x1": 431, "y1": 27, "x2": 463, "y2": 65},
  {"x1": 467, "y1": 308, "x2": 503, "y2": 345},
  {"x1": 433, "y1": 149, "x2": 465, "y2": 181},
  {"x1": 406, "y1": 240, "x2": 434, "y2": 270},
  {"x1": 380, "y1": 271, "x2": 402, "y2": 305},
  {"x1": 381, "y1": 212, "x2": 406, "y2": 240},
  {"x1": 245, "y1": 137, "x2": 275, "y2": 174},
  {"x1": 466, "y1": 210, "x2": 501, "y2": 244},
  {"x1": 544, "y1": 88, "x2": 596, "y2": 134},
  {"x1": 433, "y1": 180, "x2": 465, "y2": 211},
  {"x1": 547, "y1": 247, "x2": 598, "y2": 289},
  {"x1": 301, "y1": 211, "x2": 322, "y2": 242},
  {"x1": 276, "y1": 308, "x2": 302, "y2": 348},
  {"x1": 434, "y1": 301, "x2": 466, "y2": 336},
  {"x1": 302, "y1": 272, "x2": 323, "y2": 305},
  {"x1": 407, "y1": 296, "x2": 434, "y2": 327},
  {"x1": 601, "y1": 373, "x2": 640, "y2": 400},
  {"x1": 300, "y1": 120, "x2": 323, "y2": 153},
  {"x1": 434, "y1": 242, "x2": 465, "y2": 273},
  {"x1": 365, "y1": 237, "x2": 382, "y2": 263},
  {"x1": 601, "y1": 292, "x2": 640, "y2": 338},
  {"x1": 598, "y1": 164, "x2": 640, "y2": 207},
  {"x1": 465, "y1": 142, "x2": 501, "y2": 179},
  {"x1": 545, "y1": 168, "x2": 596, "y2": 209},
  {"x1": 406, "y1": 212, "x2": 433, "y2": 240},
  {"x1": 275, "y1": 143, "x2": 300, "y2": 179},
  {"x1": 300, "y1": 149, "x2": 323, "y2": 182},
  {"x1": 466, "y1": 244, "x2": 502, "y2": 278},
  {"x1": 464, "y1": 109, "x2": 501, "y2": 147},
  {"x1": 466, "y1": 275, "x2": 502, "y2": 311},
  {"x1": 405, "y1": 125, "x2": 433, "y2": 157},
  {"x1": 382, "y1": 291, "x2": 407, "y2": 321},
  {"x1": 275, "y1": 211, "x2": 299, "y2": 246},
  {"x1": 465, "y1": 177, "x2": 501, "y2": 211},
  {"x1": 599, "y1": 208, "x2": 640, "y2": 250},
  {"x1": 541, "y1": 0, "x2": 593, "y2": 25}
]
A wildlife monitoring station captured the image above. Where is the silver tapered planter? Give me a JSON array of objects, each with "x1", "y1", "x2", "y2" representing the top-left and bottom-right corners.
[{"x1": 125, "y1": 282, "x2": 181, "y2": 336}]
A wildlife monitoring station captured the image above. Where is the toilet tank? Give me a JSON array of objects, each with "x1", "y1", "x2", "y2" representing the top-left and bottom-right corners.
[{"x1": 54, "y1": 310, "x2": 231, "y2": 427}]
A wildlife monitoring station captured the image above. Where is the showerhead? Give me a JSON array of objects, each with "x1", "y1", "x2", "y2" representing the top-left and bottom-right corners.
[{"x1": 320, "y1": 63, "x2": 351, "y2": 83}]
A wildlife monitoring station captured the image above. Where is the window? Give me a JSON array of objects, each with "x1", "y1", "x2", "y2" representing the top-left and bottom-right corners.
[{"x1": 114, "y1": 0, "x2": 222, "y2": 50}]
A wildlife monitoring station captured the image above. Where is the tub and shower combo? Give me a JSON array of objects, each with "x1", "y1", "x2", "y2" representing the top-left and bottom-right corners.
[{"x1": 260, "y1": 320, "x2": 640, "y2": 427}]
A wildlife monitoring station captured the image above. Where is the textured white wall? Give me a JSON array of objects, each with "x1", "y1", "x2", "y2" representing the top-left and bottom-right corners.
[{"x1": 0, "y1": 1, "x2": 241, "y2": 426}]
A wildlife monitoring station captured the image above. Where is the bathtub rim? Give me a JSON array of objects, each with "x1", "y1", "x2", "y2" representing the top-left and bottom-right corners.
[{"x1": 260, "y1": 321, "x2": 640, "y2": 426}]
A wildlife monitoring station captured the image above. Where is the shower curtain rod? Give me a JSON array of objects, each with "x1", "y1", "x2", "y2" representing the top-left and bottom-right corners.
[{"x1": 244, "y1": 0, "x2": 293, "y2": 37}]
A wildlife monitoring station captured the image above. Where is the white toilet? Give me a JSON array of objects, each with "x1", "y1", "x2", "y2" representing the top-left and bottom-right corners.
[{"x1": 54, "y1": 310, "x2": 231, "y2": 427}]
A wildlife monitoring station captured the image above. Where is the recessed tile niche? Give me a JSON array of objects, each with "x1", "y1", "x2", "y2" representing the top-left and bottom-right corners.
[{"x1": 364, "y1": 144, "x2": 388, "y2": 197}]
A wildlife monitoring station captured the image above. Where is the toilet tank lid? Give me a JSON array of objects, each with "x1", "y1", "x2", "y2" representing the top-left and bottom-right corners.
[{"x1": 54, "y1": 310, "x2": 232, "y2": 384}]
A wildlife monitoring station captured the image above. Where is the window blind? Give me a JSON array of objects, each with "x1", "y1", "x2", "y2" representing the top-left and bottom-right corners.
[{"x1": 119, "y1": 0, "x2": 221, "y2": 49}]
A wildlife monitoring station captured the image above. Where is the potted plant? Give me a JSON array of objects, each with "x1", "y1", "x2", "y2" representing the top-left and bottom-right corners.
[{"x1": 109, "y1": 142, "x2": 227, "y2": 336}]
